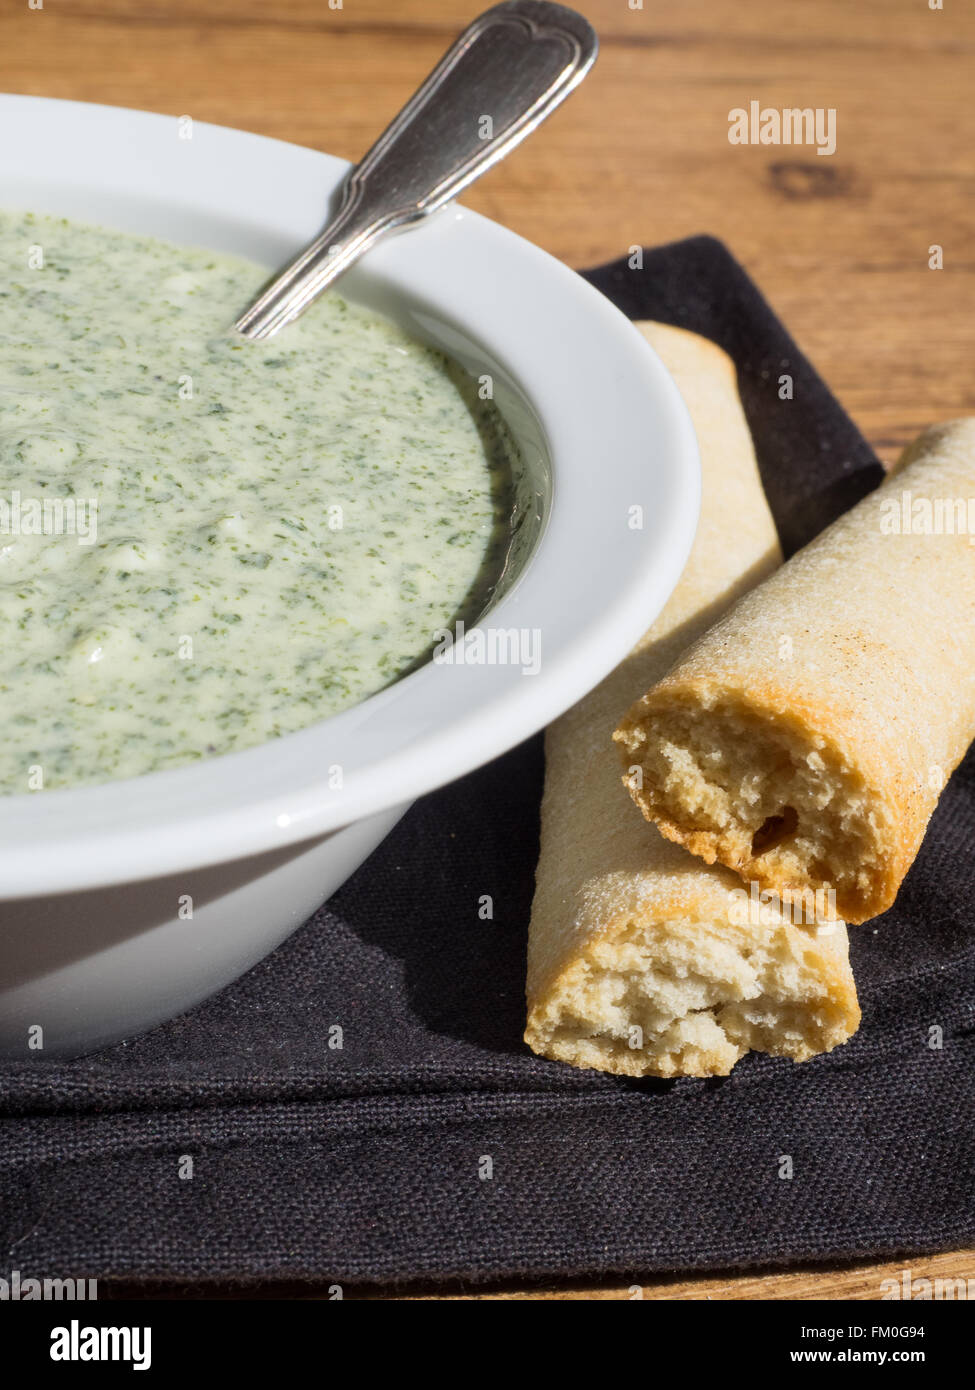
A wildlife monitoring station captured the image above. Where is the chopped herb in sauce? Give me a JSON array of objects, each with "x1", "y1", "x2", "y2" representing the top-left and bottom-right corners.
[{"x1": 0, "y1": 211, "x2": 517, "y2": 791}]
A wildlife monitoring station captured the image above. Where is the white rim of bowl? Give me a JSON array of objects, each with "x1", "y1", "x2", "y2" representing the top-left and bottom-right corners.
[{"x1": 0, "y1": 95, "x2": 700, "y2": 895}]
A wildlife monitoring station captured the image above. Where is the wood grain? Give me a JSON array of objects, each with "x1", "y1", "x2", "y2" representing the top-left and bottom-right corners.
[
  {"x1": 3, "y1": 0, "x2": 973, "y2": 460},
  {"x1": 2, "y1": 0, "x2": 971, "y2": 1298}
]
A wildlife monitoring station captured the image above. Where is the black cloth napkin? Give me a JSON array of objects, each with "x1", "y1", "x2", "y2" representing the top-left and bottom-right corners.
[{"x1": 2, "y1": 238, "x2": 973, "y2": 1290}]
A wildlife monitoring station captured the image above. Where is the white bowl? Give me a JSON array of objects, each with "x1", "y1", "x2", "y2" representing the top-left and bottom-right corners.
[{"x1": 0, "y1": 95, "x2": 699, "y2": 1057}]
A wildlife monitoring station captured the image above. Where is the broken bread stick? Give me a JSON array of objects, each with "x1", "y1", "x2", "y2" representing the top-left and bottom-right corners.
[
  {"x1": 525, "y1": 323, "x2": 859, "y2": 1078},
  {"x1": 615, "y1": 417, "x2": 975, "y2": 926}
]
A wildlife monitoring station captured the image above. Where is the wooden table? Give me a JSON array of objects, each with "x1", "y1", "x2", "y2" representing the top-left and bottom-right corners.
[{"x1": 3, "y1": 0, "x2": 972, "y2": 1299}]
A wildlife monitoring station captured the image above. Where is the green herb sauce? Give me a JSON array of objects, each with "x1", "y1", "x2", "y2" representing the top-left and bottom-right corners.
[{"x1": 0, "y1": 211, "x2": 515, "y2": 791}]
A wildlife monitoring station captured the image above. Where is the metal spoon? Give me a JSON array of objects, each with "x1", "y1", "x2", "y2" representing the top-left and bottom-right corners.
[{"x1": 235, "y1": 0, "x2": 597, "y2": 340}]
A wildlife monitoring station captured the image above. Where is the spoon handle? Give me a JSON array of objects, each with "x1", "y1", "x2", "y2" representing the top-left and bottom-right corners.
[{"x1": 235, "y1": 0, "x2": 597, "y2": 339}]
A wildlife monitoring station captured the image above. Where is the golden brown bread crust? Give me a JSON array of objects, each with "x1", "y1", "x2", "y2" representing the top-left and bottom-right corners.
[{"x1": 615, "y1": 418, "x2": 975, "y2": 924}]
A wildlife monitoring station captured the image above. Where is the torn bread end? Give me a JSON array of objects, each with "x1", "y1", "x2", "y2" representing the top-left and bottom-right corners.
[
  {"x1": 525, "y1": 908, "x2": 859, "y2": 1080},
  {"x1": 615, "y1": 690, "x2": 898, "y2": 925}
]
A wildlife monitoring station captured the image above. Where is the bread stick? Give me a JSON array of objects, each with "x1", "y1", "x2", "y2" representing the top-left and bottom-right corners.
[
  {"x1": 615, "y1": 418, "x2": 975, "y2": 925},
  {"x1": 525, "y1": 324, "x2": 859, "y2": 1077}
]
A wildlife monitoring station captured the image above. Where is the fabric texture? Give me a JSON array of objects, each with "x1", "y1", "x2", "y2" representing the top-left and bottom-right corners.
[{"x1": 2, "y1": 238, "x2": 972, "y2": 1289}]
